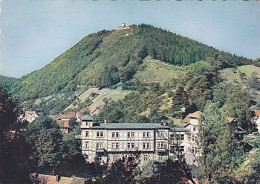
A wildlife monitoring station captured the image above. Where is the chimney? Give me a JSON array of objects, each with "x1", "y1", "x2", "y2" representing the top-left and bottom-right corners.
[{"x1": 104, "y1": 119, "x2": 107, "y2": 124}]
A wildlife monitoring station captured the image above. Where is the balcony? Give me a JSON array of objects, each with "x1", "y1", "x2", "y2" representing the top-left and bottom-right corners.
[
  {"x1": 96, "y1": 147, "x2": 105, "y2": 152},
  {"x1": 157, "y1": 148, "x2": 168, "y2": 152}
]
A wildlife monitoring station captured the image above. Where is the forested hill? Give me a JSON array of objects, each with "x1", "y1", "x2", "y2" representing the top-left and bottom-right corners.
[
  {"x1": 11, "y1": 24, "x2": 248, "y2": 101},
  {"x1": 10, "y1": 24, "x2": 258, "y2": 116},
  {"x1": 0, "y1": 75, "x2": 18, "y2": 86}
]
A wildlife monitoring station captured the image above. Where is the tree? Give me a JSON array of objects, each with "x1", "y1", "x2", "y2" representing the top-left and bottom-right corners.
[
  {"x1": 220, "y1": 87, "x2": 254, "y2": 133},
  {"x1": 26, "y1": 116, "x2": 63, "y2": 173},
  {"x1": 198, "y1": 101, "x2": 236, "y2": 184},
  {"x1": 172, "y1": 84, "x2": 189, "y2": 114},
  {"x1": 91, "y1": 154, "x2": 140, "y2": 184},
  {"x1": 0, "y1": 86, "x2": 33, "y2": 184},
  {"x1": 141, "y1": 160, "x2": 190, "y2": 184},
  {"x1": 247, "y1": 71, "x2": 260, "y2": 90}
]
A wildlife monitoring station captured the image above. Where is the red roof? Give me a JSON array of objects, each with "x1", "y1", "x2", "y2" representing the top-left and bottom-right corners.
[
  {"x1": 252, "y1": 110, "x2": 260, "y2": 117},
  {"x1": 58, "y1": 112, "x2": 75, "y2": 120},
  {"x1": 183, "y1": 111, "x2": 202, "y2": 123},
  {"x1": 57, "y1": 120, "x2": 70, "y2": 128}
]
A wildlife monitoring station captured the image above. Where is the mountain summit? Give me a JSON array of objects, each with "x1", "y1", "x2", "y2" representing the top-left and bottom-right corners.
[{"x1": 10, "y1": 24, "x2": 252, "y2": 114}]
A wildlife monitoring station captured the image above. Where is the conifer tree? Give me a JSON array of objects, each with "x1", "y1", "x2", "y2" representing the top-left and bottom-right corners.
[{"x1": 198, "y1": 101, "x2": 235, "y2": 184}]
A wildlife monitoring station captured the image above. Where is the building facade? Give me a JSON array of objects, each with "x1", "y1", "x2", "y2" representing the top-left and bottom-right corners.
[
  {"x1": 77, "y1": 115, "x2": 171, "y2": 164},
  {"x1": 76, "y1": 113, "x2": 203, "y2": 165}
]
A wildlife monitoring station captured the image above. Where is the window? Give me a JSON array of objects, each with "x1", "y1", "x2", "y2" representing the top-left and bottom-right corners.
[
  {"x1": 143, "y1": 132, "x2": 150, "y2": 138},
  {"x1": 96, "y1": 156, "x2": 102, "y2": 163},
  {"x1": 143, "y1": 143, "x2": 150, "y2": 149},
  {"x1": 158, "y1": 131, "x2": 165, "y2": 137},
  {"x1": 127, "y1": 132, "x2": 134, "y2": 138},
  {"x1": 96, "y1": 142, "x2": 103, "y2": 149},
  {"x1": 157, "y1": 142, "x2": 166, "y2": 148},
  {"x1": 131, "y1": 132, "x2": 134, "y2": 137},
  {"x1": 180, "y1": 146, "x2": 184, "y2": 152},
  {"x1": 85, "y1": 131, "x2": 89, "y2": 137},
  {"x1": 131, "y1": 143, "x2": 135, "y2": 148},
  {"x1": 193, "y1": 126, "x2": 196, "y2": 132},
  {"x1": 180, "y1": 135, "x2": 184, "y2": 140},
  {"x1": 191, "y1": 135, "x2": 195, "y2": 141},
  {"x1": 85, "y1": 155, "x2": 89, "y2": 160},
  {"x1": 85, "y1": 141, "x2": 88, "y2": 148},
  {"x1": 143, "y1": 154, "x2": 148, "y2": 161},
  {"x1": 97, "y1": 131, "x2": 104, "y2": 137},
  {"x1": 112, "y1": 143, "x2": 119, "y2": 149},
  {"x1": 112, "y1": 132, "x2": 119, "y2": 138},
  {"x1": 128, "y1": 143, "x2": 135, "y2": 149}
]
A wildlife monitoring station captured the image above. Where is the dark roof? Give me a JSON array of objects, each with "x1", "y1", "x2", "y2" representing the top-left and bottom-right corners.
[
  {"x1": 171, "y1": 127, "x2": 188, "y2": 132},
  {"x1": 91, "y1": 123, "x2": 170, "y2": 130},
  {"x1": 81, "y1": 115, "x2": 94, "y2": 121}
]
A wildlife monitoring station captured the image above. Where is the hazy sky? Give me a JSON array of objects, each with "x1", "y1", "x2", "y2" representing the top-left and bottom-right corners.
[{"x1": 0, "y1": 0, "x2": 260, "y2": 78}]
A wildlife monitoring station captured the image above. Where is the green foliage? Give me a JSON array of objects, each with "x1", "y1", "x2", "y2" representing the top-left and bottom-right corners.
[
  {"x1": 0, "y1": 75, "x2": 18, "y2": 88},
  {"x1": 95, "y1": 84, "x2": 164, "y2": 123},
  {"x1": 198, "y1": 101, "x2": 237, "y2": 184},
  {"x1": 9, "y1": 24, "x2": 250, "y2": 115},
  {"x1": 26, "y1": 116, "x2": 63, "y2": 172},
  {"x1": 247, "y1": 71, "x2": 260, "y2": 91},
  {"x1": 91, "y1": 155, "x2": 140, "y2": 184},
  {"x1": 0, "y1": 86, "x2": 33, "y2": 184},
  {"x1": 220, "y1": 85, "x2": 254, "y2": 133},
  {"x1": 141, "y1": 160, "x2": 189, "y2": 184}
]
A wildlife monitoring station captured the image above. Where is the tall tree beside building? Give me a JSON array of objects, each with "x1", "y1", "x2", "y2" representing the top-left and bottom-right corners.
[
  {"x1": 198, "y1": 101, "x2": 235, "y2": 184},
  {"x1": 0, "y1": 86, "x2": 33, "y2": 184},
  {"x1": 26, "y1": 116, "x2": 63, "y2": 173}
]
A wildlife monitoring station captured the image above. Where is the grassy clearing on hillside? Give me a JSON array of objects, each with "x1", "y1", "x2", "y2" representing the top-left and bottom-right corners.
[
  {"x1": 220, "y1": 65, "x2": 260, "y2": 83},
  {"x1": 134, "y1": 57, "x2": 182, "y2": 84},
  {"x1": 65, "y1": 87, "x2": 132, "y2": 111}
]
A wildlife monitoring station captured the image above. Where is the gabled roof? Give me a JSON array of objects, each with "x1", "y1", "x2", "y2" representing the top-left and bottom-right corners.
[
  {"x1": 58, "y1": 112, "x2": 75, "y2": 120},
  {"x1": 183, "y1": 111, "x2": 202, "y2": 123},
  {"x1": 81, "y1": 115, "x2": 94, "y2": 121}
]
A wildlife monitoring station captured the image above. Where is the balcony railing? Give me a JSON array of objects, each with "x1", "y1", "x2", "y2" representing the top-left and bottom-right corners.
[
  {"x1": 75, "y1": 135, "x2": 82, "y2": 140},
  {"x1": 157, "y1": 148, "x2": 168, "y2": 152},
  {"x1": 96, "y1": 147, "x2": 105, "y2": 152}
]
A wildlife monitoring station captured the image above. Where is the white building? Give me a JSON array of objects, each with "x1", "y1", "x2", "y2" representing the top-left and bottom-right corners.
[
  {"x1": 77, "y1": 115, "x2": 172, "y2": 164},
  {"x1": 183, "y1": 111, "x2": 201, "y2": 166},
  {"x1": 76, "y1": 113, "x2": 202, "y2": 165}
]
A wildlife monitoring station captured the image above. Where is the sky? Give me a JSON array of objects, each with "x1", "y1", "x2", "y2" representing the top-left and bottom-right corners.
[{"x1": 0, "y1": 0, "x2": 260, "y2": 78}]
